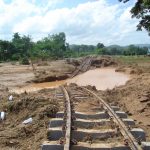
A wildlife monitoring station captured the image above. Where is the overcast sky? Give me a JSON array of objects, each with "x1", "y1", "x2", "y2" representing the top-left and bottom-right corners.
[{"x1": 0, "y1": 0, "x2": 149, "y2": 46}]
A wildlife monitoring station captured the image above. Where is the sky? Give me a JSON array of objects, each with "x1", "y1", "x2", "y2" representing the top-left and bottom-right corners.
[{"x1": 0, "y1": 0, "x2": 149, "y2": 46}]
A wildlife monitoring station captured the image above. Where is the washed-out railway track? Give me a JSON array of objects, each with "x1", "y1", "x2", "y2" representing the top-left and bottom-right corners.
[
  {"x1": 71, "y1": 56, "x2": 93, "y2": 78},
  {"x1": 41, "y1": 85, "x2": 150, "y2": 150}
]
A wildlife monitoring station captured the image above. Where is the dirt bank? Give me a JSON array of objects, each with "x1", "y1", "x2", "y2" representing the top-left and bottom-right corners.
[
  {"x1": 0, "y1": 56, "x2": 149, "y2": 149},
  {"x1": 0, "y1": 89, "x2": 59, "y2": 150},
  {"x1": 102, "y1": 61, "x2": 150, "y2": 140},
  {"x1": 0, "y1": 60, "x2": 75, "y2": 90},
  {"x1": 33, "y1": 56, "x2": 117, "y2": 83}
]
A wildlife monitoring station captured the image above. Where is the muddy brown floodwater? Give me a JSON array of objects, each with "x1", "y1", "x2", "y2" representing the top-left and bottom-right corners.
[
  {"x1": 68, "y1": 68, "x2": 130, "y2": 90},
  {"x1": 10, "y1": 68, "x2": 130, "y2": 94}
]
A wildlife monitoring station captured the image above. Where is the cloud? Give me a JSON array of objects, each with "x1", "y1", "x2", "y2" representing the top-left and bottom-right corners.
[{"x1": 0, "y1": 0, "x2": 149, "y2": 45}]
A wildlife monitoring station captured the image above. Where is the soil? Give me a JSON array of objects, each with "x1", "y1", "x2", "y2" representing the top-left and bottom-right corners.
[
  {"x1": 0, "y1": 88, "x2": 59, "y2": 150},
  {"x1": 0, "y1": 56, "x2": 150, "y2": 149},
  {"x1": 0, "y1": 60, "x2": 75, "y2": 89},
  {"x1": 102, "y1": 69, "x2": 150, "y2": 140}
]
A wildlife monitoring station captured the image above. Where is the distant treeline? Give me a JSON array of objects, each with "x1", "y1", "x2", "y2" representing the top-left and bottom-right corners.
[
  {"x1": 96, "y1": 45, "x2": 148, "y2": 56},
  {"x1": 0, "y1": 32, "x2": 149, "y2": 63}
]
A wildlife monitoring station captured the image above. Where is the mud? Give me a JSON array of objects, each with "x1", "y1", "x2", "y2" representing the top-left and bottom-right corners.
[
  {"x1": 0, "y1": 56, "x2": 150, "y2": 149},
  {"x1": 0, "y1": 89, "x2": 59, "y2": 150},
  {"x1": 0, "y1": 60, "x2": 75, "y2": 89},
  {"x1": 91, "y1": 56, "x2": 117, "y2": 68},
  {"x1": 102, "y1": 66, "x2": 150, "y2": 140},
  {"x1": 11, "y1": 68, "x2": 129, "y2": 94},
  {"x1": 68, "y1": 68, "x2": 130, "y2": 90}
]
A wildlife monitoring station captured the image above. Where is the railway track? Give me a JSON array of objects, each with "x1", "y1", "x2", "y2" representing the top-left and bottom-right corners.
[
  {"x1": 41, "y1": 85, "x2": 150, "y2": 150},
  {"x1": 71, "y1": 56, "x2": 93, "y2": 78}
]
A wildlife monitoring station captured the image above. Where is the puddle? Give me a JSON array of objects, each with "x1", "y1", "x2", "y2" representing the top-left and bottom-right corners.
[
  {"x1": 10, "y1": 68, "x2": 130, "y2": 94},
  {"x1": 68, "y1": 68, "x2": 130, "y2": 90},
  {"x1": 10, "y1": 80, "x2": 66, "y2": 94}
]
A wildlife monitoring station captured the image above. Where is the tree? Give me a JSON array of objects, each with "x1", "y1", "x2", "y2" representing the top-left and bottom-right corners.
[
  {"x1": 119, "y1": 0, "x2": 150, "y2": 35},
  {"x1": 97, "y1": 47, "x2": 108, "y2": 55},
  {"x1": 110, "y1": 47, "x2": 122, "y2": 55},
  {"x1": 0, "y1": 40, "x2": 15, "y2": 61},
  {"x1": 51, "y1": 32, "x2": 67, "y2": 58},
  {"x1": 12, "y1": 33, "x2": 33, "y2": 58},
  {"x1": 97, "y1": 43, "x2": 105, "y2": 49},
  {"x1": 32, "y1": 32, "x2": 67, "y2": 59},
  {"x1": 123, "y1": 45, "x2": 148, "y2": 55}
]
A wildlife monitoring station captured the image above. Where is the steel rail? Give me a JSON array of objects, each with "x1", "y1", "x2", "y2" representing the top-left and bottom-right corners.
[
  {"x1": 71, "y1": 56, "x2": 93, "y2": 78},
  {"x1": 61, "y1": 86, "x2": 72, "y2": 150},
  {"x1": 82, "y1": 87, "x2": 143, "y2": 150}
]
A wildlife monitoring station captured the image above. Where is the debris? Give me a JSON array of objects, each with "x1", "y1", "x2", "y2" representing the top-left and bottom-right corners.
[
  {"x1": 0, "y1": 111, "x2": 5, "y2": 120},
  {"x1": 22, "y1": 117, "x2": 33, "y2": 124},
  {"x1": 8, "y1": 95, "x2": 13, "y2": 101}
]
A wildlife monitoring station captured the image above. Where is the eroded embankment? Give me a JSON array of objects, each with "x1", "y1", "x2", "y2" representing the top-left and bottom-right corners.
[
  {"x1": 0, "y1": 89, "x2": 59, "y2": 150},
  {"x1": 101, "y1": 65, "x2": 150, "y2": 140},
  {"x1": 10, "y1": 68, "x2": 130, "y2": 94},
  {"x1": 32, "y1": 56, "x2": 117, "y2": 83},
  {"x1": 9, "y1": 56, "x2": 118, "y2": 93},
  {"x1": 0, "y1": 56, "x2": 150, "y2": 149}
]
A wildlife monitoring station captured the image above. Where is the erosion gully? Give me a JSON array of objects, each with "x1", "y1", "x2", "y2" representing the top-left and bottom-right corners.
[{"x1": 41, "y1": 57, "x2": 150, "y2": 150}]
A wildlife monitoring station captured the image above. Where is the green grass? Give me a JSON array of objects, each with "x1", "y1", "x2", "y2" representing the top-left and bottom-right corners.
[{"x1": 113, "y1": 55, "x2": 150, "y2": 66}]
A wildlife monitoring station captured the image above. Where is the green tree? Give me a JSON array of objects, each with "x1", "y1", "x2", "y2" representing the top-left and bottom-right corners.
[
  {"x1": 12, "y1": 33, "x2": 33, "y2": 58},
  {"x1": 119, "y1": 0, "x2": 150, "y2": 35},
  {"x1": 32, "y1": 32, "x2": 67, "y2": 59},
  {"x1": 97, "y1": 43, "x2": 105, "y2": 49},
  {"x1": 0, "y1": 40, "x2": 15, "y2": 61},
  {"x1": 97, "y1": 47, "x2": 108, "y2": 55},
  {"x1": 123, "y1": 45, "x2": 148, "y2": 55},
  {"x1": 50, "y1": 32, "x2": 66, "y2": 58}
]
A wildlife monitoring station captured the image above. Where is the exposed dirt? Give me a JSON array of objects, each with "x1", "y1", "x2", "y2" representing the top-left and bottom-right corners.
[
  {"x1": 0, "y1": 56, "x2": 150, "y2": 149},
  {"x1": 32, "y1": 60, "x2": 75, "y2": 83},
  {"x1": 0, "y1": 56, "x2": 117, "y2": 90},
  {"x1": 0, "y1": 89, "x2": 59, "y2": 150},
  {"x1": 102, "y1": 64, "x2": 150, "y2": 140},
  {"x1": 0, "y1": 60, "x2": 75, "y2": 89},
  {"x1": 91, "y1": 56, "x2": 117, "y2": 68}
]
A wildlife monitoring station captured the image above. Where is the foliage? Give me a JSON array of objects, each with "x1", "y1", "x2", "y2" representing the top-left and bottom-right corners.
[
  {"x1": 114, "y1": 55, "x2": 150, "y2": 66},
  {"x1": 119, "y1": 0, "x2": 150, "y2": 35},
  {"x1": 0, "y1": 40, "x2": 15, "y2": 61},
  {"x1": 31, "y1": 32, "x2": 67, "y2": 59},
  {"x1": 0, "y1": 32, "x2": 149, "y2": 62},
  {"x1": 97, "y1": 43, "x2": 105, "y2": 49},
  {"x1": 123, "y1": 45, "x2": 148, "y2": 55},
  {"x1": 0, "y1": 32, "x2": 68, "y2": 61},
  {"x1": 19, "y1": 57, "x2": 30, "y2": 65}
]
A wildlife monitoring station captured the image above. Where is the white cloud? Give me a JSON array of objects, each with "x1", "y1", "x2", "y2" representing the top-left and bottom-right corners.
[{"x1": 0, "y1": 0, "x2": 149, "y2": 45}]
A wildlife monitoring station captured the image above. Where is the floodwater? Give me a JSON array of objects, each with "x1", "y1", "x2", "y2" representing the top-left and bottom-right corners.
[
  {"x1": 10, "y1": 80, "x2": 66, "y2": 94},
  {"x1": 10, "y1": 68, "x2": 130, "y2": 94},
  {"x1": 68, "y1": 68, "x2": 130, "y2": 90}
]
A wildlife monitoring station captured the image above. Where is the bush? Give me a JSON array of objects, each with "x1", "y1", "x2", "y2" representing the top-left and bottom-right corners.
[
  {"x1": 19, "y1": 57, "x2": 30, "y2": 65},
  {"x1": 12, "y1": 53, "x2": 20, "y2": 61}
]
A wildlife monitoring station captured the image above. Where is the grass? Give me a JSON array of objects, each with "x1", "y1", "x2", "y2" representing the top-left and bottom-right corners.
[{"x1": 113, "y1": 55, "x2": 150, "y2": 66}]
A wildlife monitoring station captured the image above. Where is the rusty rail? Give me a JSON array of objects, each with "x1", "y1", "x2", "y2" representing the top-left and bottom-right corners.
[
  {"x1": 71, "y1": 56, "x2": 93, "y2": 78},
  {"x1": 82, "y1": 87, "x2": 142, "y2": 150},
  {"x1": 61, "y1": 86, "x2": 72, "y2": 150}
]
